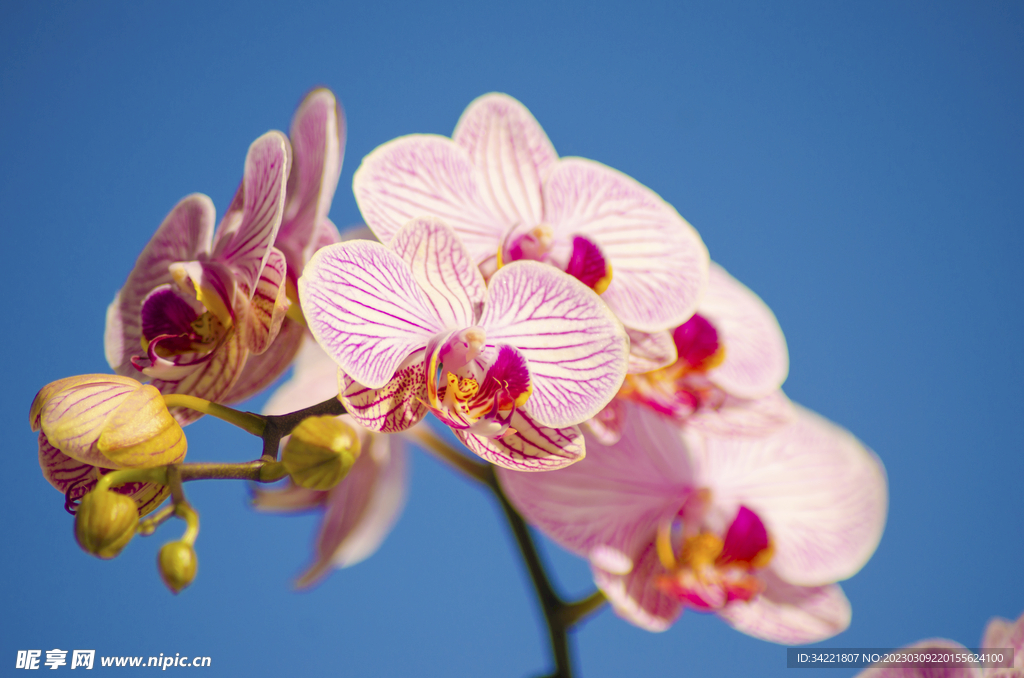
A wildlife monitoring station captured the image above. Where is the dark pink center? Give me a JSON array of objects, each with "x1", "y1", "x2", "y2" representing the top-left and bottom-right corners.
[{"x1": 672, "y1": 314, "x2": 720, "y2": 369}]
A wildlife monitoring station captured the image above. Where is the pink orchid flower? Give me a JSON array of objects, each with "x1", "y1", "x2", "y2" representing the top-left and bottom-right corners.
[
  {"x1": 499, "y1": 402, "x2": 888, "y2": 643},
  {"x1": 254, "y1": 336, "x2": 407, "y2": 588},
  {"x1": 591, "y1": 261, "x2": 793, "y2": 443},
  {"x1": 299, "y1": 217, "x2": 629, "y2": 471},
  {"x1": 352, "y1": 92, "x2": 709, "y2": 335},
  {"x1": 105, "y1": 132, "x2": 291, "y2": 423},
  {"x1": 856, "y1": 610, "x2": 1023, "y2": 678},
  {"x1": 225, "y1": 89, "x2": 347, "y2": 403}
]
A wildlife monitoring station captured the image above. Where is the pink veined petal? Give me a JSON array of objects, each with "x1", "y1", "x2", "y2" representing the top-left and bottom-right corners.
[
  {"x1": 626, "y1": 329, "x2": 678, "y2": 374},
  {"x1": 279, "y1": 88, "x2": 345, "y2": 275},
  {"x1": 241, "y1": 246, "x2": 289, "y2": 355},
  {"x1": 452, "y1": 92, "x2": 556, "y2": 230},
  {"x1": 685, "y1": 389, "x2": 796, "y2": 438},
  {"x1": 252, "y1": 483, "x2": 328, "y2": 512},
  {"x1": 212, "y1": 131, "x2": 290, "y2": 296},
  {"x1": 352, "y1": 134, "x2": 501, "y2": 263},
  {"x1": 156, "y1": 331, "x2": 248, "y2": 425},
  {"x1": 223, "y1": 316, "x2": 305, "y2": 405},
  {"x1": 700, "y1": 262, "x2": 789, "y2": 399},
  {"x1": 498, "y1": 402, "x2": 694, "y2": 560},
  {"x1": 339, "y1": 354, "x2": 429, "y2": 433},
  {"x1": 717, "y1": 571, "x2": 852, "y2": 644},
  {"x1": 584, "y1": 399, "x2": 627, "y2": 446},
  {"x1": 543, "y1": 157, "x2": 709, "y2": 333},
  {"x1": 105, "y1": 194, "x2": 216, "y2": 375},
  {"x1": 592, "y1": 542, "x2": 683, "y2": 633},
  {"x1": 481, "y1": 260, "x2": 628, "y2": 428},
  {"x1": 299, "y1": 240, "x2": 446, "y2": 388},
  {"x1": 37, "y1": 378, "x2": 141, "y2": 467},
  {"x1": 456, "y1": 411, "x2": 584, "y2": 471},
  {"x1": 388, "y1": 218, "x2": 486, "y2": 329},
  {"x1": 296, "y1": 431, "x2": 408, "y2": 587},
  {"x1": 689, "y1": 404, "x2": 888, "y2": 586}
]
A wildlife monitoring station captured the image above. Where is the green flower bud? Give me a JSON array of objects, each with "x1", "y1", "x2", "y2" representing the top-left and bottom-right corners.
[
  {"x1": 281, "y1": 416, "x2": 360, "y2": 491},
  {"x1": 74, "y1": 488, "x2": 139, "y2": 559},
  {"x1": 158, "y1": 541, "x2": 197, "y2": 594}
]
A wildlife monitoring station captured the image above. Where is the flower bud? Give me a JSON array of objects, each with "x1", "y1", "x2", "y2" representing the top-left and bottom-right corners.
[
  {"x1": 282, "y1": 416, "x2": 360, "y2": 490},
  {"x1": 158, "y1": 541, "x2": 198, "y2": 594},
  {"x1": 74, "y1": 488, "x2": 139, "y2": 559},
  {"x1": 30, "y1": 374, "x2": 186, "y2": 469}
]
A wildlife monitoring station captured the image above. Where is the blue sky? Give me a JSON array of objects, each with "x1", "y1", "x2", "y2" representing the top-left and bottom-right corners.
[{"x1": 2, "y1": 1, "x2": 1021, "y2": 676}]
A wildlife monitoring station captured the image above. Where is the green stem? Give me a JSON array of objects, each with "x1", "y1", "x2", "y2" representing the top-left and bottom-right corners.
[{"x1": 163, "y1": 394, "x2": 266, "y2": 436}]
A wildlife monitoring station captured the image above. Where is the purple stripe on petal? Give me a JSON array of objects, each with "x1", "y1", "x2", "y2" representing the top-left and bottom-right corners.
[
  {"x1": 105, "y1": 194, "x2": 216, "y2": 375},
  {"x1": 213, "y1": 131, "x2": 290, "y2": 296},
  {"x1": 593, "y1": 542, "x2": 683, "y2": 632},
  {"x1": 242, "y1": 246, "x2": 289, "y2": 355},
  {"x1": 455, "y1": 411, "x2": 583, "y2": 471},
  {"x1": 225, "y1": 317, "x2": 305, "y2": 404},
  {"x1": 339, "y1": 358, "x2": 428, "y2": 434},
  {"x1": 352, "y1": 135, "x2": 502, "y2": 263},
  {"x1": 544, "y1": 158, "x2": 709, "y2": 333},
  {"x1": 388, "y1": 218, "x2": 486, "y2": 329},
  {"x1": 299, "y1": 240, "x2": 445, "y2": 388},
  {"x1": 155, "y1": 331, "x2": 248, "y2": 425},
  {"x1": 626, "y1": 329, "x2": 678, "y2": 374},
  {"x1": 452, "y1": 93, "x2": 555, "y2": 230},
  {"x1": 481, "y1": 260, "x2": 628, "y2": 428}
]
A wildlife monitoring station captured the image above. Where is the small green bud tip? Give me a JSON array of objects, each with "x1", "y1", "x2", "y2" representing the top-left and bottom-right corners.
[
  {"x1": 74, "y1": 489, "x2": 139, "y2": 559},
  {"x1": 281, "y1": 416, "x2": 361, "y2": 491},
  {"x1": 158, "y1": 541, "x2": 197, "y2": 594}
]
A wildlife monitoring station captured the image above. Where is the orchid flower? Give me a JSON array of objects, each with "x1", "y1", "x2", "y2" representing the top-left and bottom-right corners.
[
  {"x1": 254, "y1": 336, "x2": 407, "y2": 587},
  {"x1": 105, "y1": 132, "x2": 291, "y2": 423},
  {"x1": 591, "y1": 261, "x2": 793, "y2": 444},
  {"x1": 855, "y1": 609, "x2": 1023, "y2": 678},
  {"x1": 299, "y1": 217, "x2": 629, "y2": 470},
  {"x1": 352, "y1": 92, "x2": 709, "y2": 335},
  {"x1": 30, "y1": 375, "x2": 187, "y2": 515},
  {"x1": 498, "y1": 402, "x2": 888, "y2": 643},
  {"x1": 226, "y1": 89, "x2": 346, "y2": 403}
]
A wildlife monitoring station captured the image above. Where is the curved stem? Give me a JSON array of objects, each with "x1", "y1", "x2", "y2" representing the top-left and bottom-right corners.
[
  {"x1": 408, "y1": 428, "x2": 607, "y2": 678},
  {"x1": 163, "y1": 394, "x2": 266, "y2": 436}
]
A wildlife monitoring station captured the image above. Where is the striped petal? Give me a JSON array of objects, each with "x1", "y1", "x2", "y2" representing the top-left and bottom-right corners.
[
  {"x1": 688, "y1": 405, "x2": 888, "y2": 586},
  {"x1": 352, "y1": 135, "x2": 501, "y2": 263},
  {"x1": 224, "y1": 316, "x2": 305, "y2": 404},
  {"x1": 481, "y1": 260, "x2": 628, "y2": 428},
  {"x1": 39, "y1": 434, "x2": 170, "y2": 517},
  {"x1": 299, "y1": 240, "x2": 445, "y2": 388},
  {"x1": 717, "y1": 572, "x2": 852, "y2": 644},
  {"x1": 593, "y1": 542, "x2": 683, "y2": 632},
  {"x1": 626, "y1": 329, "x2": 678, "y2": 374},
  {"x1": 155, "y1": 330, "x2": 247, "y2": 425},
  {"x1": 279, "y1": 88, "x2": 345, "y2": 276},
  {"x1": 543, "y1": 157, "x2": 709, "y2": 333},
  {"x1": 388, "y1": 218, "x2": 485, "y2": 329},
  {"x1": 456, "y1": 412, "x2": 583, "y2": 471},
  {"x1": 241, "y1": 246, "x2": 289, "y2": 355},
  {"x1": 105, "y1": 194, "x2": 216, "y2": 376},
  {"x1": 498, "y1": 402, "x2": 692, "y2": 560},
  {"x1": 452, "y1": 93, "x2": 556, "y2": 230},
  {"x1": 686, "y1": 389, "x2": 796, "y2": 438},
  {"x1": 700, "y1": 262, "x2": 789, "y2": 399},
  {"x1": 212, "y1": 131, "x2": 290, "y2": 296},
  {"x1": 339, "y1": 355, "x2": 428, "y2": 433}
]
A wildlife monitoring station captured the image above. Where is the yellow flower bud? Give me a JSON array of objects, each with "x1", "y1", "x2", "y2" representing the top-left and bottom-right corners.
[
  {"x1": 30, "y1": 374, "x2": 186, "y2": 469},
  {"x1": 158, "y1": 541, "x2": 198, "y2": 594},
  {"x1": 74, "y1": 488, "x2": 139, "y2": 559},
  {"x1": 281, "y1": 416, "x2": 360, "y2": 491}
]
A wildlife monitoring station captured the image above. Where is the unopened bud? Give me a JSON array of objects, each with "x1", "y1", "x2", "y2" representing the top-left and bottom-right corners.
[
  {"x1": 158, "y1": 541, "x2": 197, "y2": 594},
  {"x1": 281, "y1": 416, "x2": 360, "y2": 491},
  {"x1": 74, "y1": 489, "x2": 139, "y2": 559}
]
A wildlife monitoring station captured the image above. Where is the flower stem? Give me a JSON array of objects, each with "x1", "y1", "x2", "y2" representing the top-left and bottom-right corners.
[
  {"x1": 407, "y1": 427, "x2": 606, "y2": 678},
  {"x1": 162, "y1": 394, "x2": 266, "y2": 436}
]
